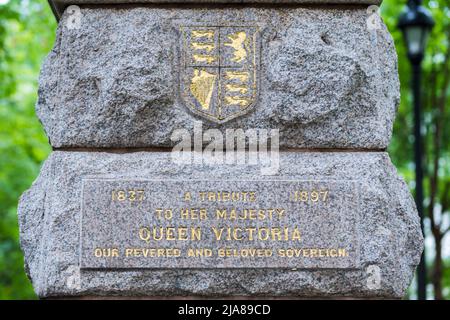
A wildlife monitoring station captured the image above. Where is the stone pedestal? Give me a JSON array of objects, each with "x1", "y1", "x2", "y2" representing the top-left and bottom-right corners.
[
  {"x1": 18, "y1": 0, "x2": 422, "y2": 299},
  {"x1": 21, "y1": 151, "x2": 421, "y2": 298}
]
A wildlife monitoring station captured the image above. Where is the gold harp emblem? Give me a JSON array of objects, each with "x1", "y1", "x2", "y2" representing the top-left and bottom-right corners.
[{"x1": 190, "y1": 69, "x2": 217, "y2": 111}]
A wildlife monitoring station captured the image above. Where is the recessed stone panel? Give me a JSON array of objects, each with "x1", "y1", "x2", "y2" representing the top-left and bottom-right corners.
[{"x1": 80, "y1": 179, "x2": 359, "y2": 269}]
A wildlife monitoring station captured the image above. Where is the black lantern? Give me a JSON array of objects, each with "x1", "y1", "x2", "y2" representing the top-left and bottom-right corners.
[{"x1": 398, "y1": 0, "x2": 435, "y2": 65}]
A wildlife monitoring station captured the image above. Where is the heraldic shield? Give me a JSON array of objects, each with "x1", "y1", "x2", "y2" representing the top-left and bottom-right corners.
[{"x1": 180, "y1": 25, "x2": 260, "y2": 123}]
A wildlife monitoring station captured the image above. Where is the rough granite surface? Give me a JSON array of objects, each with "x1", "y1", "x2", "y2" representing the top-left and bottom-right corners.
[
  {"x1": 18, "y1": 151, "x2": 422, "y2": 298},
  {"x1": 38, "y1": 6, "x2": 399, "y2": 149}
]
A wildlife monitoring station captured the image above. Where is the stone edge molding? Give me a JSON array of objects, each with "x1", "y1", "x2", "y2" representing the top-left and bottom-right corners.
[
  {"x1": 48, "y1": 0, "x2": 383, "y2": 19},
  {"x1": 18, "y1": 151, "x2": 422, "y2": 298}
]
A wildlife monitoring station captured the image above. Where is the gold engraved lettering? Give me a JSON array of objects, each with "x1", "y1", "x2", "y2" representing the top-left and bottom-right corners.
[
  {"x1": 190, "y1": 69, "x2": 217, "y2": 110},
  {"x1": 278, "y1": 248, "x2": 348, "y2": 258},
  {"x1": 188, "y1": 248, "x2": 213, "y2": 257},
  {"x1": 112, "y1": 189, "x2": 145, "y2": 202},
  {"x1": 198, "y1": 191, "x2": 257, "y2": 202},
  {"x1": 155, "y1": 208, "x2": 173, "y2": 220},
  {"x1": 139, "y1": 227, "x2": 202, "y2": 242},
  {"x1": 125, "y1": 248, "x2": 181, "y2": 257},
  {"x1": 94, "y1": 248, "x2": 119, "y2": 258},
  {"x1": 224, "y1": 31, "x2": 247, "y2": 63},
  {"x1": 218, "y1": 248, "x2": 273, "y2": 258},
  {"x1": 215, "y1": 208, "x2": 285, "y2": 220},
  {"x1": 180, "y1": 208, "x2": 208, "y2": 220},
  {"x1": 291, "y1": 190, "x2": 329, "y2": 202},
  {"x1": 211, "y1": 226, "x2": 301, "y2": 241}
]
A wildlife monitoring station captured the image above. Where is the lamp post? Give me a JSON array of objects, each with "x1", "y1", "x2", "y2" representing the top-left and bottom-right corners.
[{"x1": 398, "y1": 0, "x2": 434, "y2": 300}]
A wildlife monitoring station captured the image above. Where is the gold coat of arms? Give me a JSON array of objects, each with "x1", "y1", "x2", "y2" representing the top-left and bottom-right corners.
[{"x1": 179, "y1": 25, "x2": 260, "y2": 123}]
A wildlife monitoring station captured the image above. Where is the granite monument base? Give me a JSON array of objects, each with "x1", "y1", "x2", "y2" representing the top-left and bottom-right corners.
[{"x1": 19, "y1": 151, "x2": 422, "y2": 299}]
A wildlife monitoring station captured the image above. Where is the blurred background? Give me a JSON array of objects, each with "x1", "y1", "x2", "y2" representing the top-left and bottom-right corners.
[{"x1": 0, "y1": 0, "x2": 448, "y2": 299}]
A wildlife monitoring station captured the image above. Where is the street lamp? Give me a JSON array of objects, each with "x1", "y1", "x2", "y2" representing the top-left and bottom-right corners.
[
  {"x1": 398, "y1": 0, "x2": 434, "y2": 301},
  {"x1": 398, "y1": 0, "x2": 435, "y2": 64}
]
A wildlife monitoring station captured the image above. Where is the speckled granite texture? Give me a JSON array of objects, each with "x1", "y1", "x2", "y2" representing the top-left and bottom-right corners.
[
  {"x1": 19, "y1": 151, "x2": 421, "y2": 298},
  {"x1": 39, "y1": 6, "x2": 398, "y2": 149},
  {"x1": 18, "y1": 0, "x2": 422, "y2": 299}
]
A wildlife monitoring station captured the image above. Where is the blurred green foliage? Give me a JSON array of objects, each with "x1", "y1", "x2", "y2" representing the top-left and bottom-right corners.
[
  {"x1": 382, "y1": 0, "x2": 450, "y2": 300},
  {"x1": 383, "y1": 0, "x2": 449, "y2": 176},
  {"x1": 0, "y1": 0, "x2": 55, "y2": 299},
  {"x1": 0, "y1": 0, "x2": 448, "y2": 299}
]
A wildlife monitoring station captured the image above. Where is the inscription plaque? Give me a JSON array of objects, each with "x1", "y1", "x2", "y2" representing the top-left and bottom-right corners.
[{"x1": 80, "y1": 179, "x2": 360, "y2": 269}]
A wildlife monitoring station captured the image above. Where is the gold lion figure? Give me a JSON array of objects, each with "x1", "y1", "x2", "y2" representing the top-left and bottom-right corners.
[{"x1": 224, "y1": 31, "x2": 247, "y2": 63}]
